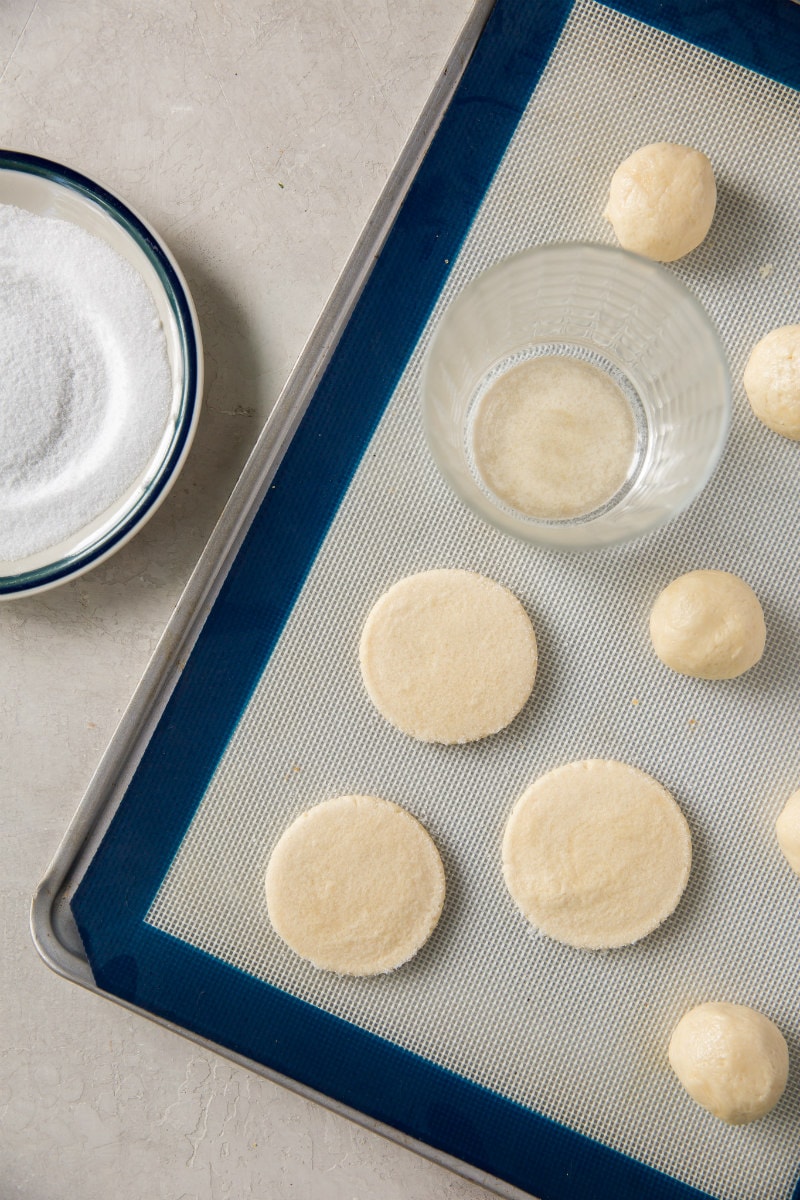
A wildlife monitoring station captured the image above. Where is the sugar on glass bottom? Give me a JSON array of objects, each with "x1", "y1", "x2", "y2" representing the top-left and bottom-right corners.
[{"x1": 468, "y1": 345, "x2": 647, "y2": 525}]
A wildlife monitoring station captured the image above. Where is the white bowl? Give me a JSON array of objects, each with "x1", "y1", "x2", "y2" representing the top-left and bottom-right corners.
[
  {"x1": 0, "y1": 150, "x2": 203, "y2": 597},
  {"x1": 422, "y1": 243, "x2": 730, "y2": 552}
]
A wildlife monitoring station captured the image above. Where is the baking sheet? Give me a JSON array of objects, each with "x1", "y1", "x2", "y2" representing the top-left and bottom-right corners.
[
  {"x1": 146, "y1": 6, "x2": 800, "y2": 1197},
  {"x1": 39, "y1": 3, "x2": 800, "y2": 1198}
]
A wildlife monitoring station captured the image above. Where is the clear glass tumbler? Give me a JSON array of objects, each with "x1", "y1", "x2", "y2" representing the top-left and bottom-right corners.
[{"x1": 421, "y1": 242, "x2": 730, "y2": 551}]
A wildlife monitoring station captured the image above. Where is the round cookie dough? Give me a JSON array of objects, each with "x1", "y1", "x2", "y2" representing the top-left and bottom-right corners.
[
  {"x1": 359, "y1": 568, "x2": 537, "y2": 744},
  {"x1": 604, "y1": 142, "x2": 716, "y2": 262},
  {"x1": 669, "y1": 1003, "x2": 789, "y2": 1124},
  {"x1": 265, "y1": 794, "x2": 445, "y2": 975},
  {"x1": 743, "y1": 324, "x2": 800, "y2": 440},
  {"x1": 650, "y1": 569, "x2": 766, "y2": 680},
  {"x1": 502, "y1": 759, "x2": 692, "y2": 949},
  {"x1": 775, "y1": 788, "x2": 800, "y2": 874}
]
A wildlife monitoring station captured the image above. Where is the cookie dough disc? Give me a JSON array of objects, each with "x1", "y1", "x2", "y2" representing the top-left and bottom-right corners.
[
  {"x1": 650, "y1": 569, "x2": 766, "y2": 680},
  {"x1": 266, "y1": 794, "x2": 445, "y2": 975},
  {"x1": 775, "y1": 788, "x2": 800, "y2": 874},
  {"x1": 743, "y1": 324, "x2": 800, "y2": 440},
  {"x1": 359, "y1": 569, "x2": 537, "y2": 743},
  {"x1": 669, "y1": 1003, "x2": 789, "y2": 1124},
  {"x1": 502, "y1": 760, "x2": 692, "y2": 949},
  {"x1": 604, "y1": 142, "x2": 716, "y2": 262}
]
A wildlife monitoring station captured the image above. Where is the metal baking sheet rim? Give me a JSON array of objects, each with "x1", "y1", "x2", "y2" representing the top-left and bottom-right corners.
[{"x1": 30, "y1": 3, "x2": 528, "y2": 1197}]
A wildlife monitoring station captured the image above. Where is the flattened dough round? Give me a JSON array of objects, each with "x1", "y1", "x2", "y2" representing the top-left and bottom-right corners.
[
  {"x1": 669, "y1": 1003, "x2": 789, "y2": 1124},
  {"x1": 359, "y1": 569, "x2": 537, "y2": 743},
  {"x1": 265, "y1": 794, "x2": 445, "y2": 975},
  {"x1": 743, "y1": 324, "x2": 800, "y2": 440},
  {"x1": 502, "y1": 759, "x2": 691, "y2": 949},
  {"x1": 604, "y1": 142, "x2": 716, "y2": 262},
  {"x1": 650, "y1": 569, "x2": 766, "y2": 680},
  {"x1": 775, "y1": 788, "x2": 800, "y2": 874}
]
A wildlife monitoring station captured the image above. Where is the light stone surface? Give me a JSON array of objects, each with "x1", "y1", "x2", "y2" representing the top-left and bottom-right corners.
[{"x1": 0, "y1": 2, "x2": 491, "y2": 1197}]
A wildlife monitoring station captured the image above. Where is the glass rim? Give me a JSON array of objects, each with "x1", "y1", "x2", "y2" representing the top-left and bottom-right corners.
[{"x1": 421, "y1": 240, "x2": 732, "y2": 553}]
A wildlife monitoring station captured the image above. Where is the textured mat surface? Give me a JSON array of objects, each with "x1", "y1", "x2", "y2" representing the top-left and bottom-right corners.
[{"x1": 148, "y1": 4, "x2": 800, "y2": 1197}]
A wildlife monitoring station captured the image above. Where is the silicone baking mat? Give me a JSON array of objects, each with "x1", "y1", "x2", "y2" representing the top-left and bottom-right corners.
[{"x1": 70, "y1": 2, "x2": 800, "y2": 1197}]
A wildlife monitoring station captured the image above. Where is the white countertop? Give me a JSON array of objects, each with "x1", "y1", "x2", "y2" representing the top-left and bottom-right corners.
[{"x1": 1, "y1": 2, "x2": 495, "y2": 1195}]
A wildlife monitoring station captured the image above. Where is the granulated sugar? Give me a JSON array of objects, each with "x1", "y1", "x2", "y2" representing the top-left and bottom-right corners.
[{"x1": 0, "y1": 203, "x2": 173, "y2": 562}]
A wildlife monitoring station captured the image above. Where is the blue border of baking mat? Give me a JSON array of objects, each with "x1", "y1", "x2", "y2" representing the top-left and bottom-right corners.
[{"x1": 71, "y1": 2, "x2": 800, "y2": 1197}]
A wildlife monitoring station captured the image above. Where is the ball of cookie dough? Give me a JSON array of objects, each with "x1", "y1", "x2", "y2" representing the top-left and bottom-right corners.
[
  {"x1": 775, "y1": 788, "x2": 800, "y2": 874},
  {"x1": 265, "y1": 794, "x2": 446, "y2": 975},
  {"x1": 650, "y1": 569, "x2": 765, "y2": 680},
  {"x1": 669, "y1": 1003, "x2": 789, "y2": 1124},
  {"x1": 604, "y1": 142, "x2": 716, "y2": 262},
  {"x1": 743, "y1": 325, "x2": 800, "y2": 440},
  {"x1": 359, "y1": 568, "x2": 537, "y2": 744}
]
